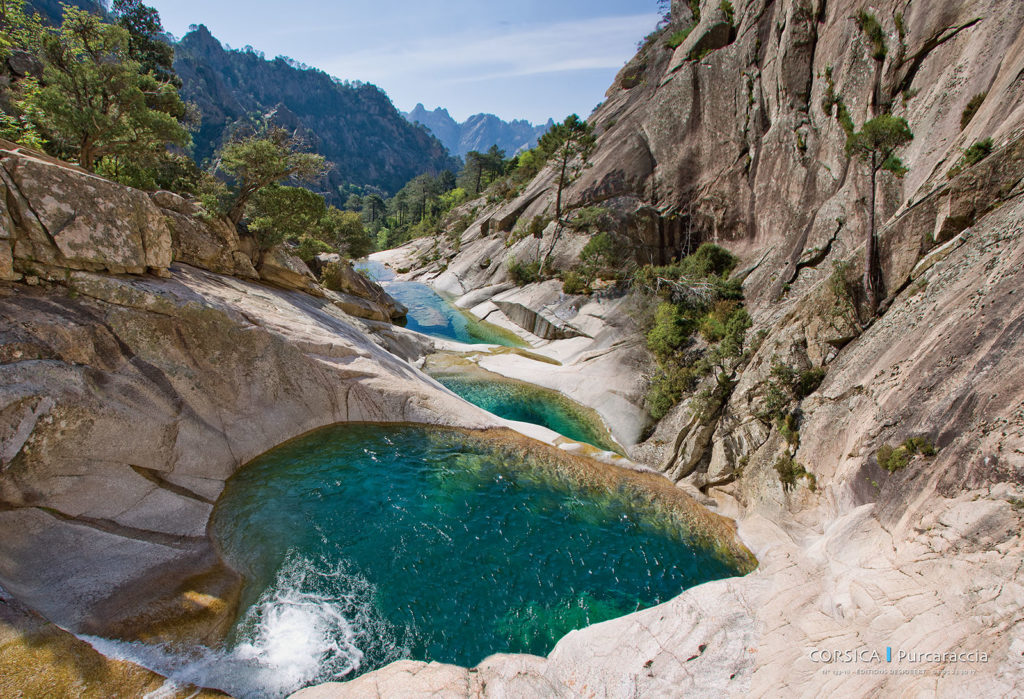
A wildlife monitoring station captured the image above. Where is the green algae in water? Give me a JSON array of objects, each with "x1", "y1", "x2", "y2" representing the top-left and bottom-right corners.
[
  {"x1": 434, "y1": 374, "x2": 621, "y2": 452},
  {"x1": 210, "y1": 425, "x2": 746, "y2": 692}
]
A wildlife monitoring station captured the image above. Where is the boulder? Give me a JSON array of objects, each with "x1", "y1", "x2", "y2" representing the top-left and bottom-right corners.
[
  {"x1": 155, "y1": 193, "x2": 258, "y2": 279},
  {"x1": 323, "y1": 289, "x2": 390, "y2": 322},
  {"x1": 320, "y1": 256, "x2": 407, "y2": 320},
  {"x1": 0, "y1": 147, "x2": 172, "y2": 277},
  {"x1": 258, "y1": 246, "x2": 323, "y2": 296},
  {"x1": 5, "y1": 50, "x2": 42, "y2": 79}
]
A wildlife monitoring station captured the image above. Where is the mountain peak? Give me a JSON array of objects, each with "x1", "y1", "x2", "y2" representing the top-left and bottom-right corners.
[{"x1": 402, "y1": 107, "x2": 551, "y2": 158}]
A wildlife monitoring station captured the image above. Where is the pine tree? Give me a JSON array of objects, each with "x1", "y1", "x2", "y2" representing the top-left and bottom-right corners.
[{"x1": 846, "y1": 115, "x2": 913, "y2": 315}]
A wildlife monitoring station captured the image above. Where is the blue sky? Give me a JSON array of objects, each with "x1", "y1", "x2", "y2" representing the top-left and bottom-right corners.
[{"x1": 147, "y1": 1, "x2": 662, "y2": 124}]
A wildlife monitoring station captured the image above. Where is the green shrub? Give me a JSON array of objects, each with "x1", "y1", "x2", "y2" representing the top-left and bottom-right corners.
[
  {"x1": 961, "y1": 92, "x2": 987, "y2": 130},
  {"x1": 580, "y1": 231, "x2": 616, "y2": 265},
  {"x1": 855, "y1": 11, "x2": 887, "y2": 61},
  {"x1": 796, "y1": 367, "x2": 826, "y2": 397},
  {"x1": 295, "y1": 235, "x2": 333, "y2": 262},
  {"x1": 760, "y1": 359, "x2": 826, "y2": 422},
  {"x1": 699, "y1": 300, "x2": 742, "y2": 342},
  {"x1": 775, "y1": 455, "x2": 815, "y2": 491},
  {"x1": 821, "y1": 66, "x2": 855, "y2": 137},
  {"x1": 776, "y1": 411, "x2": 800, "y2": 447},
  {"x1": 646, "y1": 363, "x2": 702, "y2": 419},
  {"x1": 562, "y1": 270, "x2": 590, "y2": 295},
  {"x1": 647, "y1": 302, "x2": 697, "y2": 359},
  {"x1": 720, "y1": 0, "x2": 735, "y2": 26},
  {"x1": 507, "y1": 258, "x2": 541, "y2": 285},
  {"x1": 876, "y1": 436, "x2": 937, "y2": 472},
  {"x1": 679, "y1": 242, "x2": 738, "y2": 278},
  {"x1": 569, "y1": 206, "x2": 610, "y2": 231},
  {"x1": 528, "y1": 215, "x2": 548, "y2": 238},
  {"x1": 320, "y1": 261, "x2": 348, "y2": 291},
  {"x1": 947, "y1": 138, "x2": 994, "y2": 178},
  {"x1": 638, "y1": 242, "x2": 751, "y2": 420},
  {"x1": 665, "y1": 25, "x2": 695, "y2": 49},
  {"x1": 646, "y1": 371, "x2": 684, "y2": 419},
  {"x1": 691, "y1": 372, "x2": 735, "y2": 424}
]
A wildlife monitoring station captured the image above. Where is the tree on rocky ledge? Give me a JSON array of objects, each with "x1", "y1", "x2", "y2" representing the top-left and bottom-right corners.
[
  {"x1": 846, "y1": 114, "x2": 913, "y2": 316},
  {"x1": 213, "y1": 126, "x2": 328, "y2": 225},
  {"x1": 537, "y1": 114, "x2": 596, "y2": 269},
  {"x1": 541, "y1": 114, "x2": 596, "y2": 223}
]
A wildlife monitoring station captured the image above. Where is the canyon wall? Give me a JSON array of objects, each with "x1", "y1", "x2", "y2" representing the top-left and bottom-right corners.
[{"x1": 338, "y1": 0, "x2": 1024, "y2": 695}]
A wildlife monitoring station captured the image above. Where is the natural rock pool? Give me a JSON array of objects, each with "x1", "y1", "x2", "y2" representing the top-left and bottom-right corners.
[
  {"x1": 355, "y1": 260, "x2": 524, "y2": 347},
  {"x1": 432, "y1": 371, "x2": 622, "y2": 453},
  {"x1": 100, "y1": 424, "x2": 750, "y2": 697}
]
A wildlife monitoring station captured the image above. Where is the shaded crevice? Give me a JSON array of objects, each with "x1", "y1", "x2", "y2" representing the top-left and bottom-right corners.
[
  {"x1": 786, "y1": 217, "x2": 843, "y2": 286},
  {"x1": 891, "y1": 18, "x2": 983, "y2": 99},
  {"x1": 130, "y1": 465, "x2": 217, "y2": 506},
  {"x1": 0, "y1": 164, "x2": 62, "y2": 254},
  {"x1": 0, "y1": 501, "x2": 206, "y2": 550}
]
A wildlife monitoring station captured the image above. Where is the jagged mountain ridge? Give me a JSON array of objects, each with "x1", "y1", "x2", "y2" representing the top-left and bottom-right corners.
[
  {"x1": 174, "y1": 26, "x2": 460, "y2": 199},
  {"x1": 404, "y1": 103, "x2": 552, "y2": 159}
]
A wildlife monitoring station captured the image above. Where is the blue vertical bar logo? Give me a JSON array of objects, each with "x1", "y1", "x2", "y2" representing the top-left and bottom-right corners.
[{"x1": 886, "y1": 647, "x2": 892, "y2": 663}]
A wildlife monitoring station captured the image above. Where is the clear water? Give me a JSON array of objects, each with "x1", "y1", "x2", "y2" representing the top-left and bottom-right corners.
[
  {"x1": 434, "y1": 374, "x2": 621, "y2": 452},
  {"x1": 193, "y1": 424, "x2": 745, "y2": 696},
  {"x1": 355, "y1": 259, "x2": 525, "y2": 347},
  {"x1": 353, "y1": 259, "x2": 395, "y2": 282}
]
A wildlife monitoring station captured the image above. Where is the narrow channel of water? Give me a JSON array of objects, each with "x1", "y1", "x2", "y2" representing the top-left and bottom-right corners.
[
  {"x1": 431, "y1": 371, "x2": 621, "y2": 453},
  {"x1": 355, "y1": 260, "x2": 524, "y2": 347}
]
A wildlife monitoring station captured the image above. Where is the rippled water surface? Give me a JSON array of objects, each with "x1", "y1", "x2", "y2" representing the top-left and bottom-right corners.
[{"x1": 189, "y1": 425, "x2": 744, "y2": 696}]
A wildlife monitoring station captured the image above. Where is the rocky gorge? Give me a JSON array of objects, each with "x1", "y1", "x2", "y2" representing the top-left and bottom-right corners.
[
  {"x1": 294, "y1": 0, "x2": 1024, "y2": 695},
  {"x1": 0, "y1": 0, "x2": 1022, "y2": 697}
]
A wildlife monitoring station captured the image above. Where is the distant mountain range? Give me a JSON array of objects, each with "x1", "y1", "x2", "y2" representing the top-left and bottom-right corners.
[
  {"x1": 26, "y1": 0, "x2": 106, "y2": 24},
  {"x1": 404, "y1": 104, "x2": 553, "y2": 159},
  {"x1": 174, "y1": 27, "x2": 460, "y2": 199}
]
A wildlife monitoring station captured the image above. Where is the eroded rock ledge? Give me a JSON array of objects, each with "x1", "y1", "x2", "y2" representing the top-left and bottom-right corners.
[{"x1": 0, "y1": 263, "x2": 502, "y2": 640}]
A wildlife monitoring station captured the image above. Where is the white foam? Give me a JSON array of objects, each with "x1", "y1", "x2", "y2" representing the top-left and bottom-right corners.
[{"x1": 81, "y1": 554, "x2": 407, "y2": 699}]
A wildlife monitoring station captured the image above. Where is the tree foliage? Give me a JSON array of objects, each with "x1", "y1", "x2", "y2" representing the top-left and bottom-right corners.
[
  {"x1": 846, "y1": 115, "x2": 913, "y2": 314},
  {"x1": 246, "y1": 184, "x2": 326, "y2": 251},
  {"x1": 215, "y1": 126, "x2": 327, "y2": 224},
  {"x1": 845, "y1": 115, "x2": 912, "y2": 177},
  {"x1": 111, "y1": 0, "x2": 179, "y2": 87},
  {"x1": 538, "y1": 114, "x2": 597, "y2": 221},
  {"x1": 321, "y1": 207, "x2": 374, "y2": 259},
  {"x1": 2, "y1": 5, "x2": 190, "y2": 174}
]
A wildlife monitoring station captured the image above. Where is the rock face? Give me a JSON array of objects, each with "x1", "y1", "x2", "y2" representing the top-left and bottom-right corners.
[
  {"x1": 154, "y1": 190, "x2": 258, "y2": 280},
  {"x1": 344, "y1": 0, "x2": 1024, "y2": 695},
  {"x1": 174, "y1": 25, "x2": 460, "y2": 200},
  {"x1": 0, "y1": 140, "x2": 172, "y2": 279},
  {"x1": 0, "y1": 264, "x2": 500, "y2": 639},
  {"x1": 0, "y1": 143, "x2": 462, "y2": 659},
  {"x1": 257, "y1": 246, "x2": 323, "y2": 296}
]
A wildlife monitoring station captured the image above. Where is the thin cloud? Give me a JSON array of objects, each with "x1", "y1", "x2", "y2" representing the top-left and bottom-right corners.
[{"x1": 320, "y1": 14, "x2": 660, "y2": 85}]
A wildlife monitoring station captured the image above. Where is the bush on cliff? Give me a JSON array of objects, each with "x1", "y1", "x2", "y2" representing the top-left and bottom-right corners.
[{"x1": 635, "y1": 244, "x2": 752, "y2": 420}]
